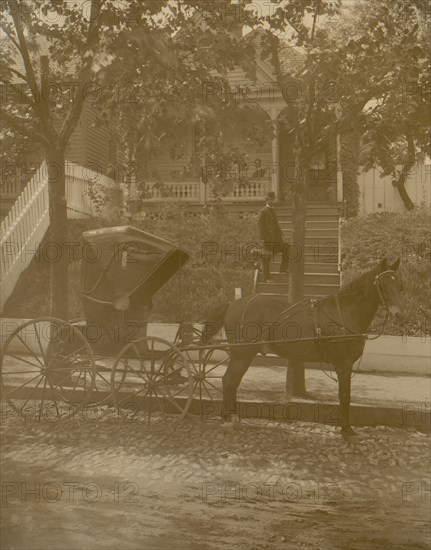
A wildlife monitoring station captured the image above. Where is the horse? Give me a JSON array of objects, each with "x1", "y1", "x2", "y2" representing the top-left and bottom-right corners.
[{"x1": 201, "y1": 258, "x2": 405, "y2": 437}]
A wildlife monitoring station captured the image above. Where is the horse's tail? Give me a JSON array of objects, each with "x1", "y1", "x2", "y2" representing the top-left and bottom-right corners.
[{"x1": 201, "y1": 302, "x2": 230, "y2": 344}]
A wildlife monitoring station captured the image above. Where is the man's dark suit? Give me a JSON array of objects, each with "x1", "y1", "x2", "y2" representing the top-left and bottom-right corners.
[{"x1": 258, "y1": 205, "x2": 290, "y2": 281}]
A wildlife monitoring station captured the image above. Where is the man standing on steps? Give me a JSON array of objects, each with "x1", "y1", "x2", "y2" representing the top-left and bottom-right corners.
[{"x1": 258, "y1": 191, "x2": 290, "y2": 282}]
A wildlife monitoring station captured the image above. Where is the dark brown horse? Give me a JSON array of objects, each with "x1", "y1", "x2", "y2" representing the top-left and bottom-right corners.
[{"x1": 202, "y1": 258, "x2": 405, "y2": 437}]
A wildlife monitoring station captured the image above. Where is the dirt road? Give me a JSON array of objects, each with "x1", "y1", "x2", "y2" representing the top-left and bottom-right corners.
[{"x1": 1, "y1": 409, "x2": 429, "y2": 550}]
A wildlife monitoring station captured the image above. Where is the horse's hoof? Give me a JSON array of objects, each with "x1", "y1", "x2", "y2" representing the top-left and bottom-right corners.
[
  {"x1": 341, "y1": 428, "x2": 358, "y2": 440},
  {"x1": 221, "y1": 422, "x2": 235, "y2": 432}
]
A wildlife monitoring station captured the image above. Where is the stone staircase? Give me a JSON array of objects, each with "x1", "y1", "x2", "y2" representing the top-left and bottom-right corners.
[{"x1": 255, "y1": 203, "x2": 341, "y2": 298}]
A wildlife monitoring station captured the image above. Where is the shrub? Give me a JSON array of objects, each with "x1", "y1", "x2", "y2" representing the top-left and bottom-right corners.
[
  {"x1": 341, "y1": 207, "x2": 431, "y2": 336},
  {"x1": 5, "y1": 205, "x2": 430, "y2": 336}
]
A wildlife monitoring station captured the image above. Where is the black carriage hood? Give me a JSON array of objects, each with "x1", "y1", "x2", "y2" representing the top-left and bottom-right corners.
[{"x1": 80, "y1": 226, "x2": 189, "y2": 310}]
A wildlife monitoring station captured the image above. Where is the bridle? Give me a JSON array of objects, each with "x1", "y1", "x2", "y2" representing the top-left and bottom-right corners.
[{"x1": 373, "y1": 269, "x2": 398, "y2": 314}]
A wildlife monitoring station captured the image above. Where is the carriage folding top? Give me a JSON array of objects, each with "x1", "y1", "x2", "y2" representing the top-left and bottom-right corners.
[{"x1": 80, "y1": 226, "x2": 189, "y2": 349}]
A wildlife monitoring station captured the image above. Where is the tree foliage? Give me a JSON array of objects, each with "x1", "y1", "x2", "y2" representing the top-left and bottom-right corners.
[{"x1": 0, "y1": 0, "x2": 266, "y2": 316}]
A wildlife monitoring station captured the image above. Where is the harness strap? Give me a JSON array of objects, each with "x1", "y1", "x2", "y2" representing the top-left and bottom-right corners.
[
  {"x1": 373, "y1": 269, "x2": 396, "y2": 313},
  {"x1": 239, "y1": 294, "x2": 260, "y2": 337},
  {"x1": 310, "y1": 299, "x2": 321, "y2": 340},
  {"x1": 334, "y1": 294, "x2": 347, "y2": 334}
]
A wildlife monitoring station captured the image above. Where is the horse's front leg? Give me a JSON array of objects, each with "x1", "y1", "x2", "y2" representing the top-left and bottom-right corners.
[
  {"x1": 222, "y1": 353, "x2": 253, "y2": 428},
  {"x1": 334, "y1": 361, "x2": 356, "y2": 437}
]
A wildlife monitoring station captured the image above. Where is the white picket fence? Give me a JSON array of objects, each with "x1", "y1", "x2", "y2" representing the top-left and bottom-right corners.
[{"x1": 0, "y1": 161, "x2": 115, "y2": 310}]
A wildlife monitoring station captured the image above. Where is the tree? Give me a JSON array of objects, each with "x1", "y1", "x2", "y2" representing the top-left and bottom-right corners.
[
  {"x1": 246, "y1": 0, "x2": 429, "y2": 393},
  {"x1": 94, "y1": 3, "x2": 270, "y2": 207},
  {"x1": 345, "y1": 1, "x2": 430, "y2": 210},
  {"x1": 0, "y1": 0, "x2": 266, "y2": 319},
  {"x1": 1, "y1": 0, "x2": 115, "y2": 318}
]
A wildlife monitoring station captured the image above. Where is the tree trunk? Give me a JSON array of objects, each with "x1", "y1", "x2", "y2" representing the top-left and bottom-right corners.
[
  {"x1": 286, "y1": 156, "x2": 308, "y2": 398},
  {"x1": 46, "y1": 149, "x2": 69, "y2": 320},
  {"x1": 393, "y1": 166, "x2": 415, "y2": 211}
]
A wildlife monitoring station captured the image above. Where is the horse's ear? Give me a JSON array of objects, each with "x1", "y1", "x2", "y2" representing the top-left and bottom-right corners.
[
  {"x1": 390, "y1": 257, "x2": 400, "y2": 271},
  {"x1": 381, "y1": 258, "x2": 388, "y2": 270}
]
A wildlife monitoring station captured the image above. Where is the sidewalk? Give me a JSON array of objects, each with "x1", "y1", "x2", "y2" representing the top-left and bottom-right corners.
[
  {"x1": 196, "y1": 364, "x2": 430, "y2": 431},
  {"x1": 238, "y1": 365, "x2": 431, "y2": 409}
]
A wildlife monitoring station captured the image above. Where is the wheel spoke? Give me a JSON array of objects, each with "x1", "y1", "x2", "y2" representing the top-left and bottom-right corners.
[
  {"x1": 131, "y1": 388, "x2": 150, "y2": 419},
  {"x1": 38, "y1": 377, "x2": 49, "y2": 421},
  {"x1": 200, "y1": 380, "x2": 215, "y2": 401},
  {"x1": 2, "y1": 370, "x2": 41, "y2": 375},
  {"x1": 49, "y1": 344, "x2": 89, "y2": 366},
  {"x1": 33, "y1": 323, "x2": 47, "y2": 363},
  {"x1": 5, "y1": 373, "x2": 44, "y2": 396},
  {"x1": 93, "y1": 369, "x2": 111, "y2": 387},
  {"x1": 20, "y1": 373, "x2": 45, "y2": 409},
  {"x1": 15, "y1": 334, "x2": 45, "y2": 368},
  {"x1": 154, "y1": 364, "x2": 187, "y2": 385},
  {"x1": 115, "y1": 384, "x2": 148, "y2": 406},
  {"x1": 156, "y1": 387, "x2": 187, "y2": 414},
  {"x1": 147, "y1": 389, "x2": 153, "y2": 428},
  {"x1": 204, "y1": 360, "x2": 227, "y2": 374},
  {"x1": 152, "y1": 390, "x2": 167, "y2": 420},
  {"x1": 202, "y1": 378, "x2": 222, "y2": 396},
  {"x1": 4, "y1": 353, "x2": 44, "y2": 371},
  {"x1": 169, "y1": 385, "x2": 191, "y2": 399},
  {"x1": 48, "y1": 366, "x2": 86, "y2": 389}
]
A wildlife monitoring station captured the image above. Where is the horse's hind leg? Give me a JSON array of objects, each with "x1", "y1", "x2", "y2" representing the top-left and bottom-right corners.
[
  {"x1": 334, "y1": 361, "x2": 356, "y2": 437},
  {"x1": 222, "y1": 352, "x2": 254, "y2": 425}
]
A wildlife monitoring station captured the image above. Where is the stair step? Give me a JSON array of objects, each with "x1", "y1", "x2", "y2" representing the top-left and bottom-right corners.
[
  {"x1": 270, "y1": 262, "x2": 339, "y2": 273},
  {"x1": 275, "y1": 205, "x2": 339, "y2": 211},
  {"x1": 277, "y1": 212, "x2": 339, "y2": 221},
  {"x1": 256, "y1": 293, "x2": 337, "y2": 299},
  {"x1": 271, "y1": 257, "x2": 339, "y2": 267},
  {"x1": 265, "y1": 273, "x2": 340, "y2": 284},
  {"x1": 281, "y1": 229, "x2": 339, "y2": 239},
  {"x1": 279, "y1": 220, "x2": 339, "y2": 229},
  {"x1": 255, "y1": 282, "x2": 340, "y2": 295},
  {"x1": 276, "y1": 237, "x2": 338, "y2": 245},
  {"x1": 273, "y1": 244, "x2": 339, "y2": 262}
]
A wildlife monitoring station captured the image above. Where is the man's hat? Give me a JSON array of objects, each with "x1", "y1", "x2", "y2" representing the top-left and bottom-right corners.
[{"x1": 265, "y1": 191, "x2": 276, "y2": 201}]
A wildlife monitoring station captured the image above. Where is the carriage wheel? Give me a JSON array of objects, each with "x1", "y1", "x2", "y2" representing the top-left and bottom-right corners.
[
  {"x1": 65, "y1": 320, "x2": 122, "y2": 408},
  {"x1": 0, "y1": 318, "x2": 96, "y2": 418},
  {"x1": 111, "y1": 337, "x2": 193, "y2": 432},
  {"x1": 190, "y1": 347, "x2": 228, "y2": 402}
]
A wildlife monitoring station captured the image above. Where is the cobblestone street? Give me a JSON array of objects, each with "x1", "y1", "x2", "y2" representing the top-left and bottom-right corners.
[{"x1": 1, "y1": 409, "x2": 430, "y2": 549}]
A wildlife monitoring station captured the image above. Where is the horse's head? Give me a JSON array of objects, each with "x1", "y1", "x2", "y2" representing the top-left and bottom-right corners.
[{"x1": 374, "y1": 258, "x2": 405, "y2": 322}]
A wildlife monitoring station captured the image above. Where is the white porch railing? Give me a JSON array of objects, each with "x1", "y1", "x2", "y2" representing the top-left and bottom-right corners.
[
  {"x1": 141, "y1": 178, "x2": 271, "y2": 203},
  {"x1": 0, "y1": 161, "x2": 115, "y2": 309}
]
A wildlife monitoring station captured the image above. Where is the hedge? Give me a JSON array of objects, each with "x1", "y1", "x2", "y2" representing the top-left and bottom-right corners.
[
  {"x1": 4, "y1": 205, "x2": 430, "y2": 335},
  {"x1": 341, "y1": 207, "x2": 430, "y2": 336}
]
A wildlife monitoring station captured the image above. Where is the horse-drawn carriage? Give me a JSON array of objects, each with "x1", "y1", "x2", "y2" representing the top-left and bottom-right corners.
[
  {"x1": 0, "y1": 226, "x2": 228, "y2": 431},
  {"x1": 1, "y1": 225, "x2": 405, "y2": 436}
]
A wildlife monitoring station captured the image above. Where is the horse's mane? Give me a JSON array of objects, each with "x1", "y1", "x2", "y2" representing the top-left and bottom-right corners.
[{"x1": 338, "y1": 262, "x2": 382, "y2": 297}]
